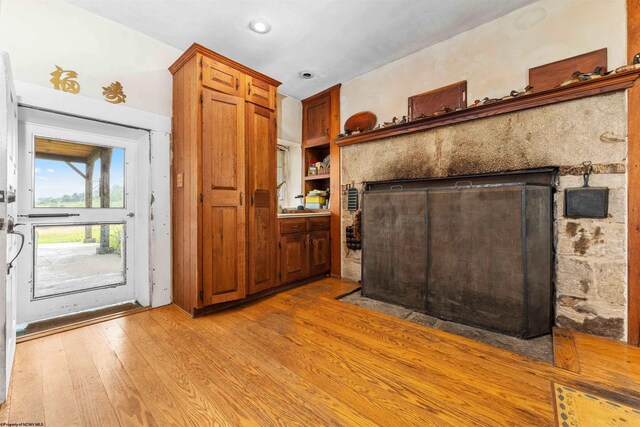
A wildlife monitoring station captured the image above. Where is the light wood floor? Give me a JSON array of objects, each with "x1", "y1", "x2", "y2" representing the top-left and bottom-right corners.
[{"x1": 1, "y1": 278, "x2": 639, "y2": 426}]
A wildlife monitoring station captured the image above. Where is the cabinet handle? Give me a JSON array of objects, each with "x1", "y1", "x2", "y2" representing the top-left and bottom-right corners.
[
  {"x1": 236, "y1": 78, "x2": 239, "y2": 91},
  {"x1": 303, "y1": 238, "x2": 307, "y2": 248},
  {"x1": 323, "y1": 127, "x2": 329, "y2": 136},
  {"x1": 250, "y1": 193, "x2": 255, "y2": 205},
  {"x1": 248, "y1": 82, "x2": 252, "y2": 95},
  {"x1": 240, "y1": 192, "x2": 243, "y2": 205}
]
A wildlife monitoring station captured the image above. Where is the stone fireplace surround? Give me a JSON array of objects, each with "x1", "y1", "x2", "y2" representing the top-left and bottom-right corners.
[{"x1": 340, "y1": 91, "x2": 628, "y2": 340}]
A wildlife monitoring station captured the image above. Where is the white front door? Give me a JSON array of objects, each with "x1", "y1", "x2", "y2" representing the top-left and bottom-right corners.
[
  {"x1": 16, "y1": 116, "x2": 144, "y2": 324},
  {"x1": 0, "y1": 52, "x2": 19, "y2": 404}
]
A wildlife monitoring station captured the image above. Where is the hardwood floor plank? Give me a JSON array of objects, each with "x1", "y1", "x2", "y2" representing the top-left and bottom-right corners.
[
  {"x1": 553, "y1": 328, "x2": 580, "y2": 373},
  {"x1": 37, "y1": 334, "x2": 82, "y2": 427},
  {"x1": 98, "y1": 321, "x2": 195, "y2": 426},
  {"x1": 78, "y1": 325, "x2": 157, "y2": 426},
  {"x1": 61, "y1": 328, "x2": 120, "y2": 427},
  {"x1": 8, "y1": 340, "x2": 44, "y2": 425}
]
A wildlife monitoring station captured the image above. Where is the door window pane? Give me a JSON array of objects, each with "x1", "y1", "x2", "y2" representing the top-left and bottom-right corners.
[
  {"x1": 34, "y1": 137, "x2": 125, "y2": 208},
  {"x1": 33, "y1": 223, "x2": 126, "y2": 299}
]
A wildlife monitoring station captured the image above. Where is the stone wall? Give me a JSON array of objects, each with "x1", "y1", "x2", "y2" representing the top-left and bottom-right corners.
[{"x1": 340, "y1": 91, "x2": 628, "y2": 340}]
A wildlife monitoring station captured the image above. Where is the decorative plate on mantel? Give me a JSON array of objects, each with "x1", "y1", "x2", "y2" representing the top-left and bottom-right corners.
[{"x1": 344, "y1": 111, "x2": 377, "y2": 134}]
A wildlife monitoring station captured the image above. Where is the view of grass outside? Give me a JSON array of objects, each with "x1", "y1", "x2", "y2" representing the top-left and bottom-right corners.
[
  {"x1": 35, "y1": 185, "x2": 125, "y2": 208},
  {"x1": 36, "y1": 224, "x2": 123, "y2": 253}
]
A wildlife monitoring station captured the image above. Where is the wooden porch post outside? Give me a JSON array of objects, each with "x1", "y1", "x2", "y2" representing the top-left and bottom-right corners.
[
  {"x1": 98, "y1": 148, "x2": 112, "y2": 254},
  {"x1": 83, "y1": 159, "x2": 95, "y2": 243}
]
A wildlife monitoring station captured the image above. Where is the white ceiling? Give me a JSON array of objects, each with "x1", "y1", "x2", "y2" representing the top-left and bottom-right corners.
[{"x1": 67, "y1": 0, "x2": 535, "y2": 99}]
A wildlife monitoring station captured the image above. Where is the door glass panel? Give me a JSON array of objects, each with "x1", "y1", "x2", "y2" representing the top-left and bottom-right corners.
[
  {"x1": 33, "y1": 137, "x2": 125, "y2": 208},
  {"x1": 33, "y1": 223, "x2": 126, "y2": 299}
]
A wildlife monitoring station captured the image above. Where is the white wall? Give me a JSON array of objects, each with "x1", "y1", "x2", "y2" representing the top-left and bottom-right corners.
[
  {"x1": 340, "y1": 0, "x2": 627, "y2": 126},
  {"x1": 278, "y1": 93, "x2": 303, "y2": 207},
  {"x1": 0, "y1": 0, "x2": 181, "y2": 117}
]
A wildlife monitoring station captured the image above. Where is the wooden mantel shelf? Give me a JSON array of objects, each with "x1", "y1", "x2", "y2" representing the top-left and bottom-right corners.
[{"x1": 335, "y1": 69, "x2": 640, "y2": 147}]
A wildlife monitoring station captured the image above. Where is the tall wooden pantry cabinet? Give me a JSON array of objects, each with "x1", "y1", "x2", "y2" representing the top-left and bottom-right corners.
[{"x1": 169, "y1": 43, "x2": 281, "y2": 316}]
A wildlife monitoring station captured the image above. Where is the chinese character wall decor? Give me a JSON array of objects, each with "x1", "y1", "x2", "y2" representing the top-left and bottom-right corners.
[
  {"x1": 102, "y1": 81, "x2": 127, "y2": 104},
  {"x1": 50, "y1": 65, "x2": 80, "y2": 94}
]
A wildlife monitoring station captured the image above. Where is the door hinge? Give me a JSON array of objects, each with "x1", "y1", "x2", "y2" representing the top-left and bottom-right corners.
[
  {"x1": 199, "y1": 290, "x2": 204, "y2": 301},
  {"x1": 278, "y1": 241, "x2": 281, "y2": 249},
  {"x1": 200, "y1": 193, "x2": 203, "y2": 203},
  {"x1": 199, "y1": 57, "x2": 203, "y2": 67},
  {"x1": 199, "y1": 71, "x2": 202, "y2": 81},
  {"x1": 200, "y1": 94, "x2": 203, "y2": 104}
]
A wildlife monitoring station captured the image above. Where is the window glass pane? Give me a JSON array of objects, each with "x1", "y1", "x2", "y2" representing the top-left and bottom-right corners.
[
  {"x1": 276, "y1": 147, "x2": 286, "y2": 206},
  {"x1": 34, "y1": 137, "x2": 125, "y2": 208},
  {"x1": 33, "y1": 223, "x2": 126, "y2": 299}
]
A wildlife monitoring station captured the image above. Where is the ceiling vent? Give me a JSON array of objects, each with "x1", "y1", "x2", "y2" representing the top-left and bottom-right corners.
[{"x1": 299, "y1": 70, "x2": 315, "y2": 79}]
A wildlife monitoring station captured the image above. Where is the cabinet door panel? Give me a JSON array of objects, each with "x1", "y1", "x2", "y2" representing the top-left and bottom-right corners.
[
  {"x1": 202, "y1": 89, "x2": 246, "y2": 304},
  {"x1": 309, "y1": 230, "x2": 331, "y2": 275},
  {"x1": 280, "y1": 234, "x2": 308, "y2": 284},
  {"x1": 246, "y1": 76, "x2": 275, "y2": 110},
  {"x1": 303, "y1": 94, "x2": 330, "y2": 144},
  {"x1": 202, "y1": 56, "x2": 244, "y2": 96},
  {"x1": 247, "y1": 103, "x2": 278, "y2": 294}
]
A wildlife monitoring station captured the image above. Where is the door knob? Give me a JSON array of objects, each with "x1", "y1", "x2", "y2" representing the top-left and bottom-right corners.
[{"x1": 127, "y1": 212, "x2": 135, "y2": 217}]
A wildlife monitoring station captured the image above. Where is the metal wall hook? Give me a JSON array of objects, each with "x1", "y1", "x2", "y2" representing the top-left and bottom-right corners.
[{"x1": 582, "y1": 161, "x2": 593, "y2": 187}]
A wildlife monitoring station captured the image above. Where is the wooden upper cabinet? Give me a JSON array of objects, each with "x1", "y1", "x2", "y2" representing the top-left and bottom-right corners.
[
  {"x1": 201, "y1": 89, "x2": 247, "y2": 305},
  {"x1": 303, "y1": 94, "x2": 331, "y2": 145},
  {"x1": 202, "y1": 55, "x2": 244, "y2": 97},
  {"x1": 247, "y1": 103, "x2": 278, "y2": 294},
  {"x1": 246, "y1": 75, "x2": 276, "y2": 110}
]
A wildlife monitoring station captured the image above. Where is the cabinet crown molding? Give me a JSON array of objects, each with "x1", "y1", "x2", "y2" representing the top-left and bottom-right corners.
[{"x1": 169, "y1": 42, "x2": 282, "y2": 87}]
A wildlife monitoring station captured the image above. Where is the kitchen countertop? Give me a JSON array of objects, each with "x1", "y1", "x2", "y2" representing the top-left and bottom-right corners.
[{"x1": 278, "y1": 210, "x2": 331, "y2": 219}]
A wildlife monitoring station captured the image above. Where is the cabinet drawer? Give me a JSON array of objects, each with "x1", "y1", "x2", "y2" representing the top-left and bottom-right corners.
[
  {"x1": 202, "y1": 56, "x2": 244, "y2": 96},
  {"x1": 308, "y1": 217, "x2": 330, "y2": 231},
  {"x1": 246, "y1": 75, "x2": 276, "y2": 110},
  {"x1": 280, "y1": 218, "x2": 307, "y2": 234}
]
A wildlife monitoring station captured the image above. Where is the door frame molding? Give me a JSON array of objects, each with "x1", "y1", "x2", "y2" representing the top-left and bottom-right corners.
[{"x1": 13, "y1": 82, "x2": 172, "y2": 309}]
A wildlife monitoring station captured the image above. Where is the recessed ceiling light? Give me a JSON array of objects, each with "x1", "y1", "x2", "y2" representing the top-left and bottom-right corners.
[
  {"x1": 299, "y1": 70, "x2": 315, "y2": 79},
  {"x1": 249, "y1": 19, "x2": 271, "y2": 34}
]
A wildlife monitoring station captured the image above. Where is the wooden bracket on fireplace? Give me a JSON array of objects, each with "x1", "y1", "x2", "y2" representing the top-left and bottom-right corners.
[{"x1": 334, "y1": 69, "x2": 640, "y2": 147}]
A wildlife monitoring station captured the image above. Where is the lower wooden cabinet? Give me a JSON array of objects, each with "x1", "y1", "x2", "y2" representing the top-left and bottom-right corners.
[
  {"x1": 309, "y1": 230, "x2": 331, "y2": 275},
  {"x1": 280, "y1": 233, "x2": 308, "y2": 284},
  {"x1": 279, "y1": 216, "x2": 331, "y2": 284}
]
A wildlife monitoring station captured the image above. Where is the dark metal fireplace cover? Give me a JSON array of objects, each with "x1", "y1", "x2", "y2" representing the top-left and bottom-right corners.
[
  {"x1": 361, "y1": 178, "x2": 553, "y2": 339},
  {"x1": 361, "y1": 190, "x2": 428, "y2": 311}
]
